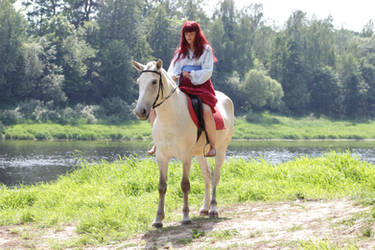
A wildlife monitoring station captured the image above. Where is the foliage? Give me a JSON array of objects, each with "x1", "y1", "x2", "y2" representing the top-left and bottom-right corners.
[
  {"x1": 0, "y1": 152, "x2": 375, "y2": 245},
  {"x1": 1, "y1": 0, "x2": 375, "y2": 123},
  {"x1": 240, "y1": 69, "x2": 283, "y2": 111},
  {"x1": 0, "y1": 0, "x2": 27, "y2": 106}
]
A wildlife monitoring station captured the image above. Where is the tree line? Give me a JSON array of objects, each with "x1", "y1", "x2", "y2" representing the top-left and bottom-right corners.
[{"x1": 1, "y1": 0, "x2": 375, "y2": 125}]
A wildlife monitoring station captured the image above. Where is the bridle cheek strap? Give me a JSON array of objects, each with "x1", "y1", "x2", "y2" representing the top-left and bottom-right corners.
[{"x1": 140, "y1": 70, "x2": 177, "y2": 109}]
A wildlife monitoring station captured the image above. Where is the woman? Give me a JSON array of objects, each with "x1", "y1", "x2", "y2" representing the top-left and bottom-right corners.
[{"x1": 148, "y1": 20, "x2": 217, "y2": 157}]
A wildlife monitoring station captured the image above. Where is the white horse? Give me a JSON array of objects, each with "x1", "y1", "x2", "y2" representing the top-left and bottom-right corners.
[{"x1": 132, "y1": 59, "x2": 234, "y2": 228}]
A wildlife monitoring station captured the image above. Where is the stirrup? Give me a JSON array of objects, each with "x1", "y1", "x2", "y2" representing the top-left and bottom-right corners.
[
  {"x1": 204, "y1": 147, "x2": 216, "y2": 158},
  {"x1": 147, "y1": 145, "x2": 156, "y2": 156}
]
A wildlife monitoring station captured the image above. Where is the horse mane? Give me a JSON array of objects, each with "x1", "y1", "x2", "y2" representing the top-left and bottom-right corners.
[{"x1": 160, "y1": 67, "x2": 178, "y2": 89}]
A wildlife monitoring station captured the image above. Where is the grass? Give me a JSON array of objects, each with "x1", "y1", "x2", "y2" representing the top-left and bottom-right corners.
[
  {"x1": 1, "y1": 121, "x2": 152, "y2": 141},
  {"x1": 1, "y1": 113, "x2": 375, "y2": 141},
  {"x1": 235, "y1": 113, "x2": 375, "y2": 140},
  {"x1": 1, "y1": 152, "x2": 375, "y2": 247}
]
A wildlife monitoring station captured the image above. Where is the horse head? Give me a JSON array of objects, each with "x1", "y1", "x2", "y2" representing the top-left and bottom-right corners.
[{"x1": 132, "y1": 59, "x2": 163, "y2": 120}]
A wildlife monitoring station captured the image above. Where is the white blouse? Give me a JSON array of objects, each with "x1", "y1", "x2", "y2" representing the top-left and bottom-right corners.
[{"x1": 167, "y1": 44, "x2": 214, "y2": 85}]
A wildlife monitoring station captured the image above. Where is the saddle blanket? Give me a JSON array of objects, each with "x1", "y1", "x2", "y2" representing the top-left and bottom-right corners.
[{"x1": 187, "y1": 96, "x2": 226, "y2": 130}]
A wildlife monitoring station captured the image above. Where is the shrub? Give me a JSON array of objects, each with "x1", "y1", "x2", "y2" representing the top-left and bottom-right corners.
[
  {"x1": 0, "y1": 109, "x2": 24, "y2": 125},
  {"x1": 97, "y1": 97, "x2": 136, "y2": 123}
]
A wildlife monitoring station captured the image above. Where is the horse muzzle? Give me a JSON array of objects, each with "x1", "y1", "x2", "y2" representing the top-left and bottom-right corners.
[{"x1": 135, "y1": 105, "x2": 150, "y2": 120}]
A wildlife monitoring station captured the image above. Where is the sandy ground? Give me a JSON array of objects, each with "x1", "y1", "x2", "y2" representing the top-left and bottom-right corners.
[{"x1": 1, "y1": 199, "x2": 374, "y2": 249}]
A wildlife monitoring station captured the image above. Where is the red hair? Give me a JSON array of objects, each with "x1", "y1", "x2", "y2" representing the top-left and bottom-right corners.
[{"x1": 173, "y1": 21, "x2": 217, "y2": 64}]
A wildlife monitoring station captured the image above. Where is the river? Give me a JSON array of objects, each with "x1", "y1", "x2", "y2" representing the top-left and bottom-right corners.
[{"x1": 1, "y1": 140, "x2": 375, "y2": 186}]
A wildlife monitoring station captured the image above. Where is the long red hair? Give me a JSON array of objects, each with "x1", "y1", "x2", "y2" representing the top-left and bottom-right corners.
[{"x1": 173, "y1": 21, "x2": 217, "y2": 64}]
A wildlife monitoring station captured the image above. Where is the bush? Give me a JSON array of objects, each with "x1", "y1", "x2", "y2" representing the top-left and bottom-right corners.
[
  {"x1": 245, "y1": 111, "x2": 281, "y2": 125},
  {"x1": 240, "y1": 69, "x2": 284, "y2": 111},
  {"x1": 97, "y1": 97, "x2": 136, "y2": 123},
  {"x1": 0, "y1": 109, "x2": 24, "y2": 125},
  {"x1": 0, "y1": 98, "x2": 136, "y2": 125}
]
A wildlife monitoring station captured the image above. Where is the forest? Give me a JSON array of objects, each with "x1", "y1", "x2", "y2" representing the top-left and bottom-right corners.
[{"x1": 1, "y1": 0, "x2": 375, "y2": 125}]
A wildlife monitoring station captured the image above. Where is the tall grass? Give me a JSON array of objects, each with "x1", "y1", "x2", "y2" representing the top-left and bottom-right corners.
[{"x1": 0, "y1": 152, "x2": 375, "y2": 246}]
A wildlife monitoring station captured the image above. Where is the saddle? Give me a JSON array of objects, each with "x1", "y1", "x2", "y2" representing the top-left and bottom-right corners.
[{"x1": 186, "y1": 95, "x2": 226, "y2": 142}]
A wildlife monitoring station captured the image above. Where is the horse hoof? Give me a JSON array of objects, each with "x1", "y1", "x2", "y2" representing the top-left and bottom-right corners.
[
  {"x1": 209, "y1": 211, "x2": 219, "y2": 219},
  {"x1": 152, "y1": 222, "x2": 163, "y2": 228},
  {"x1": 199, "y1": 210, "x2": 209, "y2": 216},
  {"x1": 181, "y1": 219, "x2": 192, "y2": 225}
]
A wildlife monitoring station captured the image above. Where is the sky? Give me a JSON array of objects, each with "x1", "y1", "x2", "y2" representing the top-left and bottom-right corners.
[{"x1": 206, "y1": 0, "x2": 375, "y2": 32}]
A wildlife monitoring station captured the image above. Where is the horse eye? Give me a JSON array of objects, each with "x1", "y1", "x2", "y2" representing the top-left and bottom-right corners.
[{"x1": 152, "y1": 80, "x2": 158, "y2": 85}]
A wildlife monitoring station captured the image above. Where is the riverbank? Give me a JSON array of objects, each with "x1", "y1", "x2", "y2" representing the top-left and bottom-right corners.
[
  {"x1": 1, "y1": 113, "x2": 375, "y2": 141},
  {"x1": 0, "y1": 152, "x2": 375, "y2": 248}
]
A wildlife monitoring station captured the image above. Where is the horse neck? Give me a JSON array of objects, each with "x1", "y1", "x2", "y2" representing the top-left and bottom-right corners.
[
  {"x1": 160, "y1": 69, "x2": 176, "y2": 97},
  {"x1": 156, "y1": 70, "x2": 184, "y2": 119}
]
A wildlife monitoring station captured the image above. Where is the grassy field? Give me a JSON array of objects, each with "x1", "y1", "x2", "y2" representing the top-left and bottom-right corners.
[
  {"x1": 1, "y1": 121, "x2": 152, "y2": 141},
  {"x1": 1, "y1": 113, "x2": 375, "y2": 141},
  {"x1": 234, "y1": 113, "x2": 375, "y2": 140},
  {"x1": 1, "y1": 152, "x2": 375, "y2": 248}
]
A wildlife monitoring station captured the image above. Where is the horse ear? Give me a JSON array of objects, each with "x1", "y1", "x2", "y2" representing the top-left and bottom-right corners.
[
  {"x1": 156, "y1": 59, "x2": 163, "y2": 70},
  {"x1": 132, "y1": 60, "x2": 145, "y2": 71}
]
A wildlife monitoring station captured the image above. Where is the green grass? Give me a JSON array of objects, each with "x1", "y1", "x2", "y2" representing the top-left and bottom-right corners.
[
  {"x1": 2, "y1": 113, "x2": 375, "y2": 141},
  {"x1": 1, "y1": 152, "x2": 375, "y2": 247},
  {"x1": 235, "y1": 113, "x2": 375, "y2": 140},
  {"x1": 2, "y1": 121, "x2": 152, "y2": 141}
]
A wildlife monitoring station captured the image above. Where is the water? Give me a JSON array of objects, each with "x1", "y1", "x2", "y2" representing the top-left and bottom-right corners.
[{"x1": 1, "y1": 140, "x2": 375, "y2": 186}]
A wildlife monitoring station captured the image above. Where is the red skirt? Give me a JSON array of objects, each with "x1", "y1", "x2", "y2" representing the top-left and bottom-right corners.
[{"x1": 179, "y1": 76, "x2": 218, "y2": 113}]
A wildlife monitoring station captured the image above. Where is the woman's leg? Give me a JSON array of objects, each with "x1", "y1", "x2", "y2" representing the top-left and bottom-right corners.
[
  {"x1": 148, "y1": 109, "x2": 156, "y2": 155},
  {"x1": 203, "y1": 104, "x2": 216, "y2": 157}
]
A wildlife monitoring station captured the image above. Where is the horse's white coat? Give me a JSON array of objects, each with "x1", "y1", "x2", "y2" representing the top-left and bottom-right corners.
[{"x1": 133, "y1": 59, "x2": 234, "y2": 227}]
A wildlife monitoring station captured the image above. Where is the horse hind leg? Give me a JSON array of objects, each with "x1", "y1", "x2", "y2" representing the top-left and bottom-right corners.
[
  {"x1": 196, "y1": 155, "x2": 211, "y2": 216},
  {"x1": 152, "y1": 157, "x2": 169, "y2": 228},
  {"x1": 209, "y1": 147, "x2": 226, "y2": 218},
  {"x1": 181, "y1": 158, "x2": 192, "y2": 225}
]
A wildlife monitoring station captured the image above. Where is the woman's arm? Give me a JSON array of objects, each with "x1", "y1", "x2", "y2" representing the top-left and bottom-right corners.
[
  {"x1": 167, "y1": 53, "x2": 181, "y2": 80},
  {"x1": 189, "y1": 45, "x2": 213, "y2": 85}
]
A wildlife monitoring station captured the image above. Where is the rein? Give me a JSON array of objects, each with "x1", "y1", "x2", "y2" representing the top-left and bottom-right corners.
[{"x1": 140, "y1": 70, "x2": 177, "y2": 109}]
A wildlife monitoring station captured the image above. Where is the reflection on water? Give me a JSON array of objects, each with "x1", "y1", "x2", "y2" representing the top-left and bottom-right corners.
[
  {"x1": 227, "y1": 140, "x2": 375, "y2": 164},
  {"x1": 1, "y1": 140, "x2": 375, "y2": 186}
]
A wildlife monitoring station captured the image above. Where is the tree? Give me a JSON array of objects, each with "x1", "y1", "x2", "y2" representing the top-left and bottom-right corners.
[
  {"x1": 22, "y1": 0, "x2": 65, "y2": 35},
  {"x1": 63, "y1": 0, "x2": 99, "y2": 27},
  {"x1": 0, "y1": 0, "x2": 27, "y2": 106},
  {"x1": 309, "y1": 66, "x2": 341, "y2": 117},
  {"x1": 97, "y1": 40, "x2": 134, "y2": 102},
  {"x1": 359, "y1": 58, "x2": 375, "y2": 117},
  {"x1": 240, "y1": 69, "x2": 283, "y2": 111},
  {"x1": 146, "y1": 2, "x2": 179, "y2": 69},
  {"x1": 97, "y1": 0, "x2": 152, "y2": 62},
  {"x1": 269, "y1": 11, "x2": 311, "y2": 115},
  {"x1": 43, "y1": 15, "x2": 96, "y2": 104},
  {"x1": 25, "y1": 38, "x2": 67, "y2": 104},
  {"x1": 340, "y1": 54, "x2": 366, "y2": 117},
  {"x1": 361, "y1": 20, "x2": 374, "y2": 38},
  {"x1": 212, "y1": 0, "x2": 238, "y2": 77}
]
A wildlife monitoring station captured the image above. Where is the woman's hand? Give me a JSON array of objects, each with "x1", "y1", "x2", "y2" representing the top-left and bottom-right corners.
[{"x1": 182, "y1": 71, "x2": 190, "y2": 79}]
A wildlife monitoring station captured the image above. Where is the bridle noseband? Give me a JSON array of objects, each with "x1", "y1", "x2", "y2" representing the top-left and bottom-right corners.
[{"x1": 140, "y1": 70, "x2": 177, "y2": 109}]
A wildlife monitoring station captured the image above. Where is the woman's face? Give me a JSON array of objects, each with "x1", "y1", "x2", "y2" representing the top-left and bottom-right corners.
[{"x1": 184, "y1": 31, "x2": 196, "y2": 47}]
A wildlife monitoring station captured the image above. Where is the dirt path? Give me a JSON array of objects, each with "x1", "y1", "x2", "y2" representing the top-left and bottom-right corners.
[{"x1": 1, "y1": 199, "x2": 374, "y2": 249}]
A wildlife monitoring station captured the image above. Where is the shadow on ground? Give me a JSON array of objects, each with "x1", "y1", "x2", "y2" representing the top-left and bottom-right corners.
[{"x1": 141, "y1": 216, "x2": 229, "y2": 249}]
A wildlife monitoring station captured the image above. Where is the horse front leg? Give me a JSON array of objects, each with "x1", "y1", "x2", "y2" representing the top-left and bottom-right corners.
[
  {"x1": 196, "y1": 155, "x2": 211, "y2": 216},
  {"x1": 152, "y1": 157, "x2": 169, "y2": 228},
  {"x1": 209, "y1": 148, "x2": 225, "y2": 218},
  {"x1": 181, "y1": 158, "x2": 192, "y2": 224}
]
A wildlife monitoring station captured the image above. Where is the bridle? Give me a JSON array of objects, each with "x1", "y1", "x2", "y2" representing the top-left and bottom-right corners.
[{"x1": 140, "y1": 70, "x2": 177, "y2": 109}]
